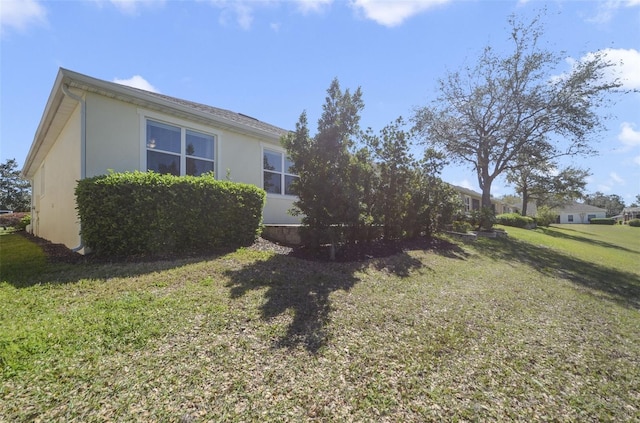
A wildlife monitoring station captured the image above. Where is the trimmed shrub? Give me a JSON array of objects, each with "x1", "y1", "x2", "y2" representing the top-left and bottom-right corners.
[
  {"x1": 628, "y1": 219, "x2": 640, "y2": 227},
  {"x1": 0, "y1": 212, "x2": 29, "y2": 230},
  {"x1": 496, "y1": 213, "x2": 535, "y2": 228},
  {"x1": 589, "y1": 218, "x2": 615, "y2": 225},
  {"x1": 75, "y1": 171, "x2": 266, "y2": 256}
]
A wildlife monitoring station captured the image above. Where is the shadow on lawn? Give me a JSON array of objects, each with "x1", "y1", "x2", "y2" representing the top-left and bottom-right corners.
[
  {"x1": 474, "y1": 237, "x2": 640, "y2": 310},
  {"x1": 538, "y1": 227, "x2": 640, "y2": 255},
  {"x1": 224, "y1": 251, "x2": 425, "y2": 354}
]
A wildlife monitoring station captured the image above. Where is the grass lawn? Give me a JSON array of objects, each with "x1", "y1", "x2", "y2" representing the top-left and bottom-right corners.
[{"x1": 1, "y1": 225, "x2": 639, "y2": 421}]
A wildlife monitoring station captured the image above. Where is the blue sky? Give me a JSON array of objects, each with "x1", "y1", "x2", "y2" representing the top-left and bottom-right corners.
[{"x1": 1, "y1": 0, "x2": 639, "y2": 204}]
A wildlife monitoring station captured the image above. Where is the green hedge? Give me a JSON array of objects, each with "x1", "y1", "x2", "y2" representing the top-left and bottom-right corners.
[
  {"x1": 628, "y1": 219, "x2": 640, "y2": 227},
  {"x1": 589, "y1": 218, "x2": 615, "y2": 225},
  {"x1": 75, "y1": 172, "x2": 266, "y2": 256},
  {"x1": 496, "y1": 213, "x2": 535, "y2": 228}
]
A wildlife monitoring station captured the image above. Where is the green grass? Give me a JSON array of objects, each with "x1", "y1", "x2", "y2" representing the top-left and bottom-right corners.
[{"x1": 1, "y1": 226, "x2": 639, "y2": 421}]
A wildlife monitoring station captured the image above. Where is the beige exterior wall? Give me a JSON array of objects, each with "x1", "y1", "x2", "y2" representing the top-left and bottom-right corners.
[
  {"x1": 32, "y1": 104, "x2": 82, "y2": 249},
  {"x1": 137, "y1": 108, "x2": 300, "y2": 225},
  {"x1": 31, "y1": 92, "x2": 299, "y2": 251},
  {"x1": 85, "y1": 93, "x2": 140, "y2": 177}
]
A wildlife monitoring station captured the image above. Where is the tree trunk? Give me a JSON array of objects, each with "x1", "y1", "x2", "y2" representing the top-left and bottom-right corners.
[{"x1": 521, "y1": 186, "x2": 529, "y2": 216}]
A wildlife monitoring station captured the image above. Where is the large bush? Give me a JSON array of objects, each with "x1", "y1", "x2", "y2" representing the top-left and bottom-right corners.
[
  {"x1": 627, "y1": 219, "x2": 640, "y2": 227},
  {"x1": 535, "y1": 205, "x2": 557, "y2": 227},
  {"x1": 496, "y1": 213, "x2": 535, "y2": 228},
  {"x1": 75, "y1": 172, "x2": 265, "y2": 256}
]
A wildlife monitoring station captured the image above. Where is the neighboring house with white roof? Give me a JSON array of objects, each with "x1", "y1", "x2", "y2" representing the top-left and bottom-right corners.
[
  {"x1": 21, "y1": 68, "x2": 300, "y2": 250},
  {"x1": 553, "y1": 203, "x2": 607, "y2": 224}
]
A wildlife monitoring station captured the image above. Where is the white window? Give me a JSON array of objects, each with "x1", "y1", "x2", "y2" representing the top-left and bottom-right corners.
[
  {"x1": 146, "y1": 119, "x2": 215, "y2": 176},
  {"x1": 263, "y1": 148, "x2": 298, "y2": 196},
  {"x1": 568, "y1": 214, "x2": 574, "y2": 222}
]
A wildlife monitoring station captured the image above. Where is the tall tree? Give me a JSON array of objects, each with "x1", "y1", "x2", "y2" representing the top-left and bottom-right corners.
[
  {"x1": 282, "y1": 78, "x2": 364, "y2": 253},
  {"x1": 0, "y1": 158, "x2": 31, "y2": 212},
  {"x1": 506, "y1": 162, "x2": 590, "y2": 215},
  {"x1": 364, "y1": 117, "x2": 415, "y2": 240},
  {"x1": 413, "y1": 13, "x2": 621, "y2": 227},
  {"x1": 584, "y1": 191, "x2": 625, "y2": 217}
]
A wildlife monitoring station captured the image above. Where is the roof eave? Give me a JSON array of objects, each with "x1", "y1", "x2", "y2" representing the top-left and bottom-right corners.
[
  {"x1": 21, "y1": 69, "x2": 68, "y2": 179},
  {"x1": 63, "y1": 69, "x2": 286, "y2": 142}
]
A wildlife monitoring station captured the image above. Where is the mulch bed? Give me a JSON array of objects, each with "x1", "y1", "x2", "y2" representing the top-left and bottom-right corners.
[{"x1": 17, "y1": 231, "x2": 457, "y2": 264}]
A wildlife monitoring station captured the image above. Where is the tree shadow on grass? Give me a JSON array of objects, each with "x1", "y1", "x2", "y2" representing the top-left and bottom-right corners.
[
  {"x1": 473, "y1": 237, "x2": 640, "y2": 310},
  {"x1": 538, "y1": 227, "x2": 640, "y2": 255},
  {"x1": 224, "y1": 250, "x2": 425, "y2": 354}
]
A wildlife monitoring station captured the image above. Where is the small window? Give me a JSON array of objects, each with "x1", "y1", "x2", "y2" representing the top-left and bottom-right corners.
[
  {"x1": 263, "y1": 149, "x2": 298, "y2": 196},
  {"x1": 568, "y1": 214, "x2": 574, "y2": 222},
  {"x1": 146, "y1": 119, "x2": 215, "y2": 176},
  {"x1": 587, "y1": 214, "x2": 596, "y2": 222}
]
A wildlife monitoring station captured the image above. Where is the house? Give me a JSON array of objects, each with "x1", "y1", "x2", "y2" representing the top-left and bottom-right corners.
[
  {"x1": 21, "y1": 68, "x2": 301, "y2": 251},
  {"x1": 452, "y1": 185, "x2": 516, "y2": 215},
  {"x1": 622, "y1": 206, "x2": 640, "y2": 223},
  {"x1": 553, "y1": 202, "x2": 606, "y2": 224}
]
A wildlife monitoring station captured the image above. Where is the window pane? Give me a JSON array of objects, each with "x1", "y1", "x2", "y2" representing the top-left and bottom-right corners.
[
  {"x1": 263, "y1": 150, "x2": 282, "y2": 172},
  {"x1": 285, "y1": 157, "x2": 295, "y2": 174},
  {"x1": 264, "y1": 171, "x2": 281, "y2": 194},
  {"x1": 186, "y1": 157, "x2": 214, "y2": 176},
  {"x1": 284, "y1": 175, "x2": 298, "y2": 196},
  {"x1": 186, "y1": 130, "x2": 214, "y2": 159},
  {"x1": 147, "y1": 120, "x2": 180, "y2": 153},
  {"x1": 148, "y1": 150, "x2": 180, "y2": 176}
]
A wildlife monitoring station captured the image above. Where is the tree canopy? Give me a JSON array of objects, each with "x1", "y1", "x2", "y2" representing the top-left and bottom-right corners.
[
  {"x1": 584, "y1": 191, "x2": 626, "y2": 217},
  {"x1": 506, "y1": 162, "x2": 590, "y2": 216},
  {"x1": 0, "y1": 158, "x2": 31, "y2": 212},
  {"x1": 413, "y1": 13, "x2": 621, "y2": 223}
]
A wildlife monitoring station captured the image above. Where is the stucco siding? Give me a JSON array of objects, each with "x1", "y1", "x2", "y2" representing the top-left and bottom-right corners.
[
  {"x1": 33, "y1": 104, "x2": 82, "y2": 248},
  {"x1": 85, "y1": 93, "x2": 140, "y2": 177},
  {"x1": 559, "y1": 211, "x2": 606, "y2": 224},
  {"x1": 263, "y1": 196, "x2": 301, "y2": 224},
  {"x1": 217, "y1": 131, "x2": 299, "y2": 224}
]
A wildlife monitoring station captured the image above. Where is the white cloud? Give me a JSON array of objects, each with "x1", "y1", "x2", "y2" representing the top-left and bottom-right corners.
[
  {"x1": 349, "y1": 0, "x2": 452, "y2": 27},
  {"x1": 618, "y1": 122, "x2": 640, "y2": 149},
  {"x1": 208, "y1": 0, "x2": 256, "y2": 30},
  {"x1": 557, "y1": 48, "x2": 640, "y2": 91},
  {"x1": 93, "y1": 0, "x2": 165, "y2": 16},
  {"x1": 610, "y1": 171, "x2": 625, "y2": 184},
  {"x1": 0, "y1": 0, "x2": 46, "y2": 34},
  {"x1": 633, "y1": 155, "x2": 640, "y2": 166},
  {"x1": 588, "y1": 0, "x2": 640, "y2": 24},
  {"x1": 113, "y1": 75, "x2": 159, "y2": 93},
  {"x1": 295, "y1": 0, "x2": 333, "y2": 14},
  {"x1": 597, "y1": 48, "x2": 640, "y2": 90}
]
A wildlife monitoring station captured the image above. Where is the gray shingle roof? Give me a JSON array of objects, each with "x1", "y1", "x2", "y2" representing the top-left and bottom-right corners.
[
  {"x1": 555, "y1": 203, "x2": 607, "y2": 213},
  {"x1": 136, "y1": 89, "x2": 290, "y2": 138}
]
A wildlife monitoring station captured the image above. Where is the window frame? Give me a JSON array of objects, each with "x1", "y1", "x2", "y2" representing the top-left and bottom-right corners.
[
  {"x1": 139, "y1": 110, "x2": 218, "y2": 178},
  {"x1": 261, "y1": 145, "x2": 298, "y2": 197},
  {"x1": 568, "y1": 214, "x2": 574, "y2": 222}
]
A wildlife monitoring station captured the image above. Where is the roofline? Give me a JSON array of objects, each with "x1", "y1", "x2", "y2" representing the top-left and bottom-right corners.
[
  {"x1": 22, "y1": 69, "x2": 67, "y2": 178},
  {"x1": 22, "y1": 68, "x2": 289, "y2": 178}
]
